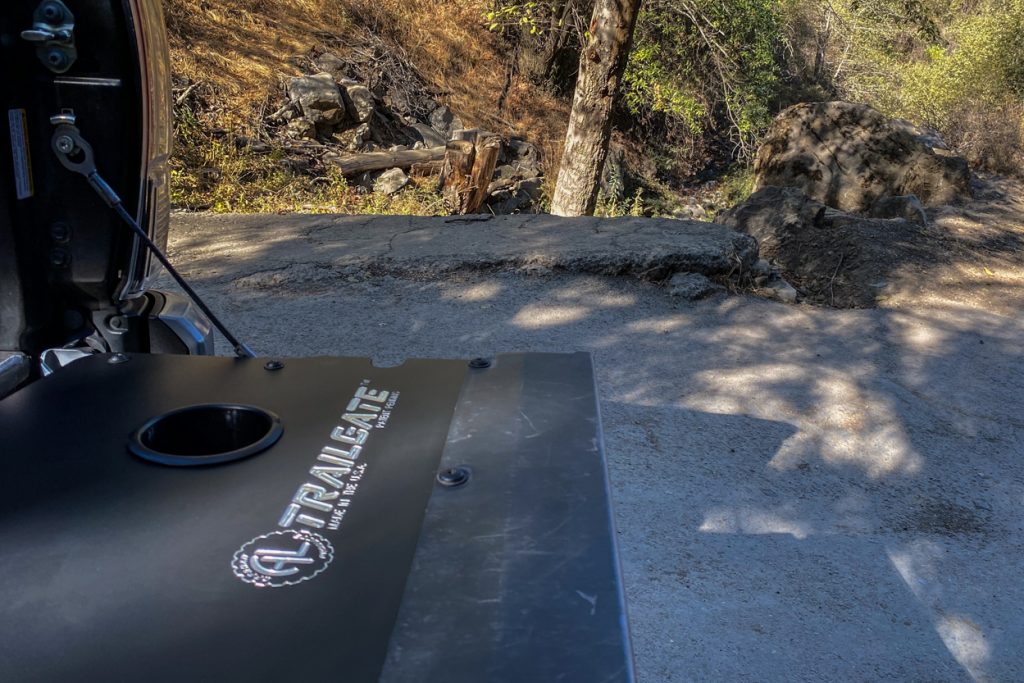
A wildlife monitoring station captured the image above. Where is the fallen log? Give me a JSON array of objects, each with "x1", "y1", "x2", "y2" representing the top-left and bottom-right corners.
[{"x1": 329, "y1": 147, "x2": 447, "y2": 175}]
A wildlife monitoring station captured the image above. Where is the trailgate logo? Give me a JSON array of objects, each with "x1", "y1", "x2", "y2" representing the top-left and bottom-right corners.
[
  {"x1": 232, "y1": 530, "x2": 334, "y2": 588},
  {"x1": 231, "y1": 382, "x2": 398, "y2": 588}
]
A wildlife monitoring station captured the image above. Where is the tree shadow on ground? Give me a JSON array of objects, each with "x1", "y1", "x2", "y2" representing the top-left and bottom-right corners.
[{"x1": 169, "y1": 222, "x2": 1024, "y2": 681}]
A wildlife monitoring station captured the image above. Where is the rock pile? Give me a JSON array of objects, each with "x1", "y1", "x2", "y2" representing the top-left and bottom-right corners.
[
  {"x1": 722, "y1": 101, "x2": 976, "y2": 308},
  {"x1": 267, "y1": 54, "x2": 543, "y2": 213}
]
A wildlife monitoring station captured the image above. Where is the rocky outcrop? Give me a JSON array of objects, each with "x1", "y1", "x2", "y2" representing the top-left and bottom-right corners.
[
  {"x1": 754, "y1": 102, "x2": 972, "y2": 212},
  {"x1": 428, "y1": 106, "x2": 464, "y2": 140}
]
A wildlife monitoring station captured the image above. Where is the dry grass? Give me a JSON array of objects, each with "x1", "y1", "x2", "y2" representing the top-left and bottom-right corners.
[{"x1": 164, "y1": 0, "x2": 570, "y2": 164}]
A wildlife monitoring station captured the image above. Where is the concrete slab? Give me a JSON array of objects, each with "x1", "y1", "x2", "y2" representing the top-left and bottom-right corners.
[
  {"x1": 163, "y1": 215, "x2": 1024, "y2": 682},
  {"x1": 168, "y1": 213, "x2": 758, "y2": 289}
]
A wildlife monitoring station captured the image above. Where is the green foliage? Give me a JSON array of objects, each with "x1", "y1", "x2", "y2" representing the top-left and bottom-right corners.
[
  {"x1": 621, "y1": 42, "x2": 707, "y2": 135},
  {"x1": 594, "y1": 188, "x2": 646, "y2": 217},
  {"x1": 832, "y1": 0, "x2": 1024, "y2": 173},
  {"x1": 717, "y1": 164, "x2": 757, "y2": 206},
  {"x1": 483, "y1": 1, "x2": 544, "y2": 34},
  {"x1": 622, "y1": 0, "x2": 784, "y2": 157}
]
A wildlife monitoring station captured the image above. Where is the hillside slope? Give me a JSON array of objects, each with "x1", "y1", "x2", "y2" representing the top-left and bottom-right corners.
[{"x1": 165, "y1": 0, "x2": 570, "y2": 212}]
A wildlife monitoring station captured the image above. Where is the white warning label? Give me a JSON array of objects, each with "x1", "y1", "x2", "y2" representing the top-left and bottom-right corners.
[{"x1": 8, "y1": 109, "x2": 34, "y2": 200}]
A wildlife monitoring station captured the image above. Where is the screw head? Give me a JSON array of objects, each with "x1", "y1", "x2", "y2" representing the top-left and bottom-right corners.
[
  {"x1": 49, "y1": 248, "x2": 69, "y2": 267},
  {"x1": 45, "y1": 48, "x2": 69, "y2": 69},
  {"x1": 41, "y1": 2, "x2": 65, "y2": 22},
  {"x1": 468, "y1": 357, "x2": 492, "y2": 369},
  {"x1": 264, "y1": 360, "x2": 285, "y2": 371},
  {"x1": 436, "y1": 466, "x2": 471, "y2": 488},
  {"x1": 50, "y1": 223, "x2": 70, "y2": 243},
  {"x1": 54, "y1": 134, "x2": 75, "y2": 154}
]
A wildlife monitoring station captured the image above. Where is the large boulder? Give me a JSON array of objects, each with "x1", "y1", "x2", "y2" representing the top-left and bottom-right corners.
[
  {"x1": 753, "y1": 102, "x2": 972, "y2": 212},
  {"x1": 287, "y1": 73, "x2": 348, "y2": 131}
]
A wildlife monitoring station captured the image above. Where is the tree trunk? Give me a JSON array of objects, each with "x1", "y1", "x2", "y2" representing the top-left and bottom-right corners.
[
  {"x1": 550, "y1": 0, "x2": 643, "y2": 217},
  {"x1": 538, "y1": 0, "x2": 576, "y2": 81}
]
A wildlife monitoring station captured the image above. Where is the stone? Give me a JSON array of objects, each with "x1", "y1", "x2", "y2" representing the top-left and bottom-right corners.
[
  {"x1": 287, "y1": 73, "x2": 348, "y2": 129},
  {"x1": 334, "y1": 122, "x2": 371, "y2": 152},
  {"x1": 486, "y1": 178, "x2": 544, "y2": 215},
  {"x1": 867, "y1": 195, "x2": 928, "y2": 225},
  {"x1": 174, "y1": 213, "x2": 760, "y2": 286},
  {"x1": 717, "y1": 186, "x2": 827, "y2": 237},
  {"x1": 341, "y1": 84, "x2": 376, "y2": 124},
  {"x1": 493, "y1": 164, "x2": 519, "y2": 181},
  {"x1": 758, "y1": 279, "x2": 798, "y2": 304},
  {"x1": 668, "y1": 273, "x2": 724, "y2": 300},
  {"x1": 314, "y1": 52, "x2": 347, "y2": 80},
  {"x1": 405, "y1": 122, "x2": 447, "y2": 148},
  {"x1": 754, "y1": 101, "x2": 972, "y2": 212},
  {"x1": 429, "y1": 105, "x2": 464, "y2": 140},
  {"x1": 374, "y1": 168, "x2": 410, "y2": 195},
  {"x1": 505, "y1": 138, "x2": 540, "y2": 166},
  {"x1": 674, "y1": 204, "x2": 708, "y2": 221},
  {"x1": 751, "y1": 259, "x2": 774, "y2": 277},
  {"x1": 286, "y1": 118, "x2": 316, "y2": 140}
]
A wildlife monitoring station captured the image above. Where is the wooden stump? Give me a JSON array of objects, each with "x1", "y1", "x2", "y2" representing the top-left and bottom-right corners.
[
  {"x1": 439, "y1": 140, "x2": 476, "y2": 213},
  {"x1": 440, "y1": 130, "x2": 502, "y2": 214}
]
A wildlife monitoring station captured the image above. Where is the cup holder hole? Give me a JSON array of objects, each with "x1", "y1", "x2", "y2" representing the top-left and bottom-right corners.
[{"x1": 130, "y1": 404, "x2": 283, "y2": 467}]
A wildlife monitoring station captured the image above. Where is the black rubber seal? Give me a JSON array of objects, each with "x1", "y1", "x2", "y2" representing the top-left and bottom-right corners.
[{"x1": 129, "y1": 404, "x2": 283, "y2": 467}]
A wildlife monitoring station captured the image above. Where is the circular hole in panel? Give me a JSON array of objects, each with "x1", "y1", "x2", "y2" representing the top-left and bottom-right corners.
[{"x1": 129, "y1": 404, "x2": 283, "y2": 467}]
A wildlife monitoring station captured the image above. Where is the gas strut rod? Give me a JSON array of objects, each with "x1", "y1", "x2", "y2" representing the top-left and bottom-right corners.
[{"x1": 49, "y1": 114, "x2": 255, "y2": 359}]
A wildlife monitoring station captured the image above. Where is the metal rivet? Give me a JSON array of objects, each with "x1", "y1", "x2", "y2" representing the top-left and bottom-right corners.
[
  {"x1": 437, "y1": 466, "x2": 471, "y2": 488},
  {"x1": 264, "y1": 360, "x2": 285, "y2": 371},
  {"x1": 468, "y1": 357, "x2": 491, "y2": 369},
  {"x1": 107, "y1": 353, "x2": 129, "y2": 364}
]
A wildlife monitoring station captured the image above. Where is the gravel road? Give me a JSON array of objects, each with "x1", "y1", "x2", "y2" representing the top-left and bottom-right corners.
[{"x1": 170, "y1": 219, "x2": 1024, "y2": 682}]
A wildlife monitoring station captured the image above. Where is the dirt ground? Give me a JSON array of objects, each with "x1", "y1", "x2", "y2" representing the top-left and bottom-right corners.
[
  {"x1": 897, "y1": 175, "x2": 1024, "y2": 316},
  {"x1": 777, "y1": 175, "x2": 1024, "y2": 315}
]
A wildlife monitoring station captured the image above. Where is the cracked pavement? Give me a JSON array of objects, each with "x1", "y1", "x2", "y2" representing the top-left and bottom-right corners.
[
  {"x1": 167, "y1": 214, "x2": 1024, "y2": 682},
  {"x1": 169, "y1": 212, "x2": 758, "y2": 290}
]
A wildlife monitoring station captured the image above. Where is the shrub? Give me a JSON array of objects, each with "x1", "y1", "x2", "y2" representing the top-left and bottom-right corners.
[{"x1": 836, "y1": 0, "x2": 1024, "y2": 174}]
